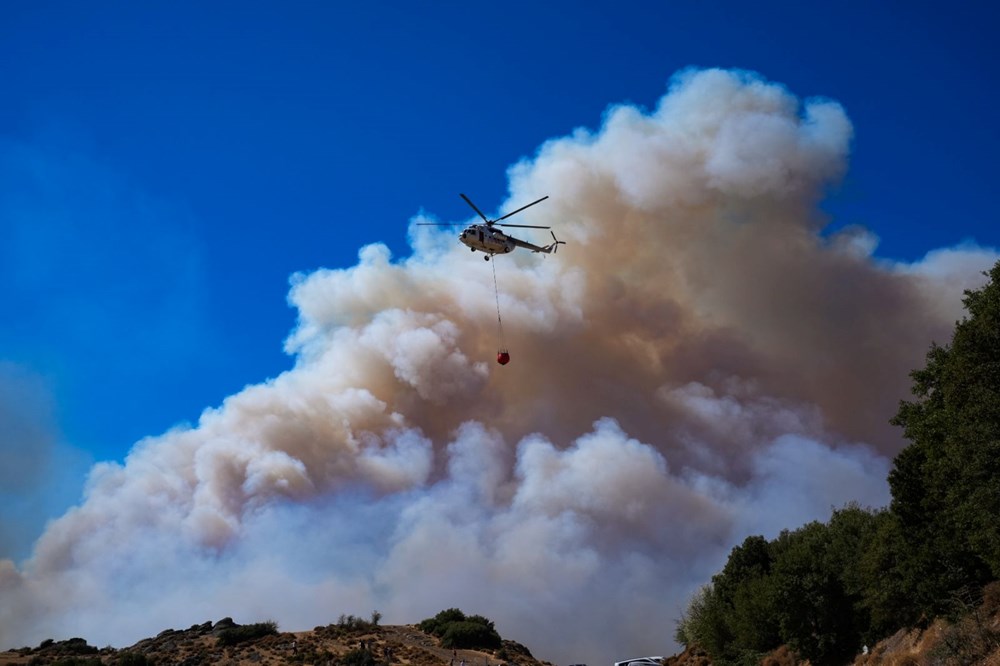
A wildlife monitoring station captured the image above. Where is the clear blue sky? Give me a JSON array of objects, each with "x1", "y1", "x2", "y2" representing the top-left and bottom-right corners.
[{"x1": 1, "y1": 1, "x2": 998, "y2": 547}]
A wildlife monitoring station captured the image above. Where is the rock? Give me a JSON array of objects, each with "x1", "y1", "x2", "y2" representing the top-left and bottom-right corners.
[{"x1": 212, "y1": 617, "x2": 238, "y2": 635}]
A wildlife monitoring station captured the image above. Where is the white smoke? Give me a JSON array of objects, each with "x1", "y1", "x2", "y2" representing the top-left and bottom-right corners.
[{"x1": 1, "y1": 68, "x2": 996, "y2": 665}]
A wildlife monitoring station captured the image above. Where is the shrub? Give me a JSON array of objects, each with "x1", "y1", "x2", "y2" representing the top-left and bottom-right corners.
[
  {"x1": 419, "y1": 608, "x2": 467, "y2": 636},
  {"x1": 65, "y1": 638, "x2": 97, "y2": 651},
  {"x1": 339, "y1": 647, "x2": 377, "y2": 666},
  {"x1": 419, "y1": 609, "x2": 502, "y2": 650},
  {"x1": 982, "y1": 580, "x2": 1000, "y2": 615},
  {"x1": 441, "y1": 621, "x2": 501, "y2": 650},
  {"x1": 216, "y1": 620, "x2": 279, "y2": 646},
  {"x1": 336, "y1": 613, "x2": 379, "y2": 633}
]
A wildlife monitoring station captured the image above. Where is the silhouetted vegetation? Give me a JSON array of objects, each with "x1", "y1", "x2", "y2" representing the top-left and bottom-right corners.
[
  {"x1": 419, "y1": 609, "x2": 502, "y2": 649},
  {"x1": 336, "y1": 612, "x2": 382, "y2": 632},
  {"x1": 216, "y1": 620, "x2": 279, "y2": 646},
  {"x1": 311, "y1": 611, "x2": 385, "y2": 642},
  {"x1": 676, "y1": 261, "x2": 1000, "y2": 664},
  {"x1": 25, "y1": 637, "x2": 103, "y2": 666}
]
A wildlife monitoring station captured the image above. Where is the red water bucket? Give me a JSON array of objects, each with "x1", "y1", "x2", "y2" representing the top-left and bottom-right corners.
[{"x1": 497, "y1": 350, "x2": 511, "y2": 365}]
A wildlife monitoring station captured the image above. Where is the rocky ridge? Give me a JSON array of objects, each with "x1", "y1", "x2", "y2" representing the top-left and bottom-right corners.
[{"x1": 0, "y1": 618, "x2": 549, "y2": 666}]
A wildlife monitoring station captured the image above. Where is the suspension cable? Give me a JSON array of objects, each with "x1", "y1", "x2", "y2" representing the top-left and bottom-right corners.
[{"x1": 491, "y1": 256, "x2": 506, "y2": 350}]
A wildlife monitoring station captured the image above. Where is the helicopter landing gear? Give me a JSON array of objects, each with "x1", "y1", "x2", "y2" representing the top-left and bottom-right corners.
[
  {"x1": 470, "y1": 247, "x2": 475, "y2": 252},
  {"x1": 484, "y1": 255, "x2": 490, "y2": 261}
]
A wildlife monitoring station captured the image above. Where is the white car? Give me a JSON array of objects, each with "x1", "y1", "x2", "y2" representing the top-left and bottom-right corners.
[{"x1": 614, "y1": 657, "x2": 664, "y2": 666}]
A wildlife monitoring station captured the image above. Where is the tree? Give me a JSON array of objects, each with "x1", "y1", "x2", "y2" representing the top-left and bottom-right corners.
[
  {"x1": 418, "y1": 609, "x2": 502, "y2": 650},
  {"x1": 672, "y1": 261, "x2": 1000, "y2": 660},
  {"x1": 419, "y1": 608, "x2": 467, "y2": 636},
  {"x1": 888, "y1": 260, "x2": 1000, "y2": 612},
  {"x1": 675, "y1": 536, "x2": 784, "y2": 664},
  {"x1": 441, "y1": 621, "x2": 502, "y2": 650},
  {"x1": 713, "y1": 535, "x2": 781, "y2": 657},
  {"x1": 675, "y1": 584, "x2": 731, "y2": 658},
  {"x1": 769, "y1": 521, "x2": 861, "y2": 665},
  {"x1": 854, "y1": 510, "x2": 918, "y2": 639}
]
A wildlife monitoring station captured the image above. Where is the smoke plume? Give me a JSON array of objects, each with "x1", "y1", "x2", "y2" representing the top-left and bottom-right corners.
[{"x1": 1, "y1": 69, "x2": 995, "y2": 664}]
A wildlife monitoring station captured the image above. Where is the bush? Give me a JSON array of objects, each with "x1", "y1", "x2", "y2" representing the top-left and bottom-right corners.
[
  {"x1": 339, "y1": 647, "x2": 377, "y2": 666},
  {"x1": 441, "y1": 622, "x2": 502, "y2": 650},
  {"x1": 335, "y1": 613, "x2": 380, "y2": 633},
  {"x1": 675, "y1": 584, "x2": 728, "y2": 654},
  {"x1": 216, "y1": 620, "x2": 279, "y2": 646},
  {"x1": 118, "y1": 652, "x2": 153, "y2": 666},
  {"x1": 419, "y1": 609, "x2": 501, "y2": 650},
  {"x1": 419, "y1": 608, "x2": 467, "y2": 636}
]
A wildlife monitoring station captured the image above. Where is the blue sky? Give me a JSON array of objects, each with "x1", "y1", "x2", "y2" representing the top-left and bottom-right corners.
[{"x1": 1, "y1": 1, "x2": 998, "y2": 557}]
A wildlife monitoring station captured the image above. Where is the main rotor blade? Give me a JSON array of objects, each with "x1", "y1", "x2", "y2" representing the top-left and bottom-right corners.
[
  {"x1": 496, "y1": 195, "x2": 549, "y2": 221},
  {"x1": 460, "y1": 193, "x2": 491, "y2": 224},
  {"x1": 495, "y1": 223, "x2": 550, "y2": 229}
]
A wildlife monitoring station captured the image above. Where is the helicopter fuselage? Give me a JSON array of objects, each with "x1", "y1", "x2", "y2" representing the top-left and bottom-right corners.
[{"x1": 460, "y1": 224, "x2": 515, "y2": 255}]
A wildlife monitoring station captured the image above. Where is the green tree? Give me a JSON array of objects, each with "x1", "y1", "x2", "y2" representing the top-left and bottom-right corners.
[
  {"x1": 675, "y1": 584, "x2": 731, "y2": 658},
  {"x1": 712, "y1": 535, "x2": 772, "y2": 603},
  {"x1": 769, "y1": 521, "x2": 859, "y2": 665},
  {"x1": 854, "y1": 510, "x2": 917, "y2": 639},
  {"x1": 677, "y1": 506, "x2": 889, "y2": 663},
  {"x1": 441, "y1": 621, "x2": 502, "y2": 649},
  {"x1": 823, "y1": 503, "x2": 884, "y2": 642},
  {"x1": 889, "y1": 261, "x2": 1000, "y2": 613},
  {"x1": 419, "y1": 608, "x2": 467, "y2": 637},
  {"x1": 713, "y1": 535, "x2": 781, "y2": 657},
  {"x1": 677, "y1": 536, "x2": 783, "y2": 664},
  {"x1": 418, "y1": 609, "x2": 502, "y2": 650}
]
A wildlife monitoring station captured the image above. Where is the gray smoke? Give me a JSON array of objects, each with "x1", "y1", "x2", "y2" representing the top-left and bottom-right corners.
[{"x1": 1, "y1": 69, "x2": 995, "y2": 665}]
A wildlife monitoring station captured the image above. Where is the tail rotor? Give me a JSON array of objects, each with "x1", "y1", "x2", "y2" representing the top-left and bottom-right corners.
[{"x1": 547, "y1": 231, "x2": 566, "y2": 254}]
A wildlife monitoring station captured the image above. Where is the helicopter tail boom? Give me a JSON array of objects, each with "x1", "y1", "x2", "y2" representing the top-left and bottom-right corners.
[{"x1": 508, "y1": 230, "x2": 566, "y2": 254}]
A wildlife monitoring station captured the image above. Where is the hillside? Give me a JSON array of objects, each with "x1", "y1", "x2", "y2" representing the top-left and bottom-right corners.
[
  {"x1": 665, "y1": 581, "x2": 1000, "y2": 665},
  {"x1": 0, "y1": 616, "x2": 550, "y2": 666}
]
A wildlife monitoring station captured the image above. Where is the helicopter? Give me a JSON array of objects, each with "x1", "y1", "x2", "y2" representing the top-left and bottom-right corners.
[{"x1": 418, "y1": 193, "x2": 565, "y2": 260}]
